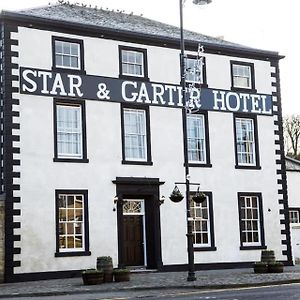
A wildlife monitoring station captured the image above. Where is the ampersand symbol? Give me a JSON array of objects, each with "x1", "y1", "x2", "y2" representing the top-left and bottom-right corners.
[{"x1": 97, "y1": 83, "x2": 110, "y2": 100}]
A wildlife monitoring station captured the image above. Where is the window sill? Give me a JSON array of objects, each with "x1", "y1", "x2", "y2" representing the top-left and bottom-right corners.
[
  {"x1": 194, "y1": 246, "x2": 217, "y2": 252},
  {"x1": 185, "y1": 83, "x2": 208, "y2": 89},
  {"x1": 122, "y1": 160, "x2": 153, "y2": 166},
  {"x1": 235, "y1": 165, "x2": 261, "y2": 170},
  {"x1": 53, "y1": 158, "x2": 89, "y2": 163},
  {"x1": 55, "y1": 251, "x2": 91, "y2": 257},
  {"x1": 240, "y1": 245, "x2": 267, "y2": 251},
  {"x1": 185, "y1": 163, "x2": 212, "y2": 168},
  {"x1": 231, "y1": 87, "x2": 257, "y2": 94},
  {"x1": 52, "y1": 67, "x2": 86, "y2": 75},
  {"x1": 119, "y1": 74, "x2": 149, "y2": 82}
]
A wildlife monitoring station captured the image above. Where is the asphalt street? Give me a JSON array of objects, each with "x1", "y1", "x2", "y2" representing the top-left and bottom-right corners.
[{"x1": 4, "y1": 283, "x2": 300, "y2": 300}]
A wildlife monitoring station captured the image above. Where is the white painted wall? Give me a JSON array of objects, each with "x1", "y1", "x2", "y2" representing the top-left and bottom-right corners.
[{"x1": 12, "y1": 26, "x2": 285, "y2": 274}]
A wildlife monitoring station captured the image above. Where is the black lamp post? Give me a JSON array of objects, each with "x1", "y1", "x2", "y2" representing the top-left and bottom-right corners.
[{"x1": 179, "y1": 0, "x2": 212, "y2": 282}]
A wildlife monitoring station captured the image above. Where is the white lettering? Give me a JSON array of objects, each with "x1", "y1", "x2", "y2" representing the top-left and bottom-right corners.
[
  {"x1": 225, "y1": 92, "x2": 240, "y2": 112},
  {"x1": 137, "y1": 83, "x2": 151, "y2": 103},
  {"x1": 240, "y1": 93, "x2": 250, "y2": 113},
  {"x1": 165, "y1": 85, "x2": 177, "y2": 106},
  {"x1": 22, "y1": 69, "x2": 37, "y2": 93},
  {"x1": 121, "y1": 81, "x2": 138, "y2": 102},
  {"x1": 250, "y1": 95, "x2": 261, "y2": 113},
  {"x1": 213, "y1": 90, "x2": 226, "y2": 110},
  {"x1": 261, "y1": 95, "x2": 272, "y2": 114},
  {"x1": 177, "y1": 86, "x2": 183, "y2": 107},
  {"x1": 50, "y1": 73, "x2": 67, "y2": 96},
  {"x1": 38, "y1": 71, "x2": 52, "y2": 94},
  {"x1": 68, "y1": 75, "x2": 83, "y2": 97},
  {"x1": 152, "y1": 84, "x2": 165, "y2": 105}
]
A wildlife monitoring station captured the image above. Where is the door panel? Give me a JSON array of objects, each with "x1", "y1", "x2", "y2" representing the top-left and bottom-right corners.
[{"x1": 123, "y1": 215, "x2": 144, "y2": 266}]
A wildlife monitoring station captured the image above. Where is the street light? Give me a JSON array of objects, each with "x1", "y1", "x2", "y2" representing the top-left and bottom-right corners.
[{"x1": 179, "y1": 0, "x2": 212, "y2": 282}]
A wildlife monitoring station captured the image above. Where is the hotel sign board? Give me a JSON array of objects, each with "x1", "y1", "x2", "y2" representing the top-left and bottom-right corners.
[{"x1": 20, "y1": 67, "x2": 273, "y2": 116}]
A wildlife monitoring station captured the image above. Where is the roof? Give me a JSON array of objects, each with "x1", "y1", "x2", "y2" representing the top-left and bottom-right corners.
[
  {"x1": 1, "y1": 3, "x2": 280, "y2": 58},
  {"x1": 286, "y1": 156, "x2": 300, "y2": 172}
]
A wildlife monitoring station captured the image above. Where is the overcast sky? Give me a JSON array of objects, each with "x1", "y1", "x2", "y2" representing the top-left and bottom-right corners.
[{"x1": 0, "y1": 0, "x2": 298, "y2": 115}]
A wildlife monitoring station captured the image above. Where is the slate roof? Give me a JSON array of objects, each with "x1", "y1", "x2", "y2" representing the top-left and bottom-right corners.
[
  {"x1": 1, "y1": 3, "x2": 278, "y2": 56},
  {"x1": 286, "y1": 157, "x2": 300, "y2": 172}
]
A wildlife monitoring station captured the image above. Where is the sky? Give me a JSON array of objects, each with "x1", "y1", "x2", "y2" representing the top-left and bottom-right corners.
[{"x1": 0, "y1": 0, "x2": 298, "y2": 115}]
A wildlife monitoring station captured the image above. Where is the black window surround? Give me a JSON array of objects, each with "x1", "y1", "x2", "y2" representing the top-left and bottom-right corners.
[
  {"x1": 237, "y1": 192, "x2": 266, "y2": 250},
  {"x1": 192, "y1": 192, "x2": 217, "y2": 252},
  {"x1": 53, "y1": 99, "x2": 89, "y2": 163},
  {"x1": 119, "y1": 45, "x2": 149, "y2": 81},
  {"x1": 52, "y1": 36, "x2": 86, "y2": 74},
  {"x1": 233, "y1": 113, "x2": 261, "y2": 170},
  {"x1": 186, "y1": 110, "x2": 212, "y2": 168},
  {"x1": 120, "y1": 103, "x2": 153, "y2": 166},
  {"x1": 230, "y1": 60, "x2": 256, "y2": 93},
  {"x1": 55, "y1": 189, "x2": 91, "y2": 257},
  {"x1": 185, "y1": 54, "x2": 208, "y2": 88}
]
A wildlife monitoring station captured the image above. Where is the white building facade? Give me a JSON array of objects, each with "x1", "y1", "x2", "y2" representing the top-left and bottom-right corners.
[{"x1": 0, "y1": 3, "x2": 292, "y2": 282}]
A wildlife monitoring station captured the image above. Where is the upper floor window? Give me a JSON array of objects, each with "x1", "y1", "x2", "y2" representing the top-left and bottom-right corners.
[
  {"x1": 55, "y1": 190, "x2": 90, "y2": 257},
  {"x1": 187, "y1": 114, "x2": 206, "y2": 164},
  {"x1": 234, "y1": 115, "x2": 260, "y2": 169},
  {"x1": 119, "y1": 46, "x2": 148, "y2": 79},
  {"x1": 54, "y1": 100, "x2": 88, "y2": 163},
  {"x1": 185, "y1": 55, "x2": 207, "y2": 86},
  {"x1": 52, "y1": 37, "x2": 84, "y2": 72},
  {"x1": 238, "y1": 193, "x2": 265, "y2": 249},
  {"x1": 188, "y1": 192, "x2": 216, "y2": 250},
  {"x1": 289, "y1": 210, "x2": 300, "y2": 224},
  {"x1": 121, "y1": 106, "x2": 152, "y2": 165},
  {"x1": 231, "y1": 61, "x2": 255, "y2": 91}
]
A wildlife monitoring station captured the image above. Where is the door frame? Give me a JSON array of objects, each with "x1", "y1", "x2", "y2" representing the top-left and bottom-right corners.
[{"x1": 113, "y1": 177, "x2": 164, "y2": 270}]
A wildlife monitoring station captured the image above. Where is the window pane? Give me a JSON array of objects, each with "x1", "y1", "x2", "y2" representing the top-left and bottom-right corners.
[
  {"x1": 233, "y1": 64, "x2": 251, "y2": 88},
  {"x1": 187, "y1": 114, "x2": 206, "y2": 163},
  {"x1": 57, "y1": 105, "x2": 83, "y2": 159},
  {"x1": 58, "y1": 193, "x2": 85, "y2": 252},
  {"x1": 121, "y1": 49, "x2": 144, "y2": 77},
  {"x1": 55, "y1": 40, "x2": 80, "y2": 69},
  {"x1": 123, "y1": 109, "x2": 147, "y2": 161}
]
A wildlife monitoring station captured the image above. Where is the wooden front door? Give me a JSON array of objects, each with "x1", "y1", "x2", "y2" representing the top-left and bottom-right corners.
[{"x1": 123, "y1": 215, "x2": 144, "y2": 266}]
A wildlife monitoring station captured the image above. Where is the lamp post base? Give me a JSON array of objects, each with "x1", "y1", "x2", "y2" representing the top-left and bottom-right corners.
[{"x1": 187, "y1": 272, "x2": 196, "y2": 281}]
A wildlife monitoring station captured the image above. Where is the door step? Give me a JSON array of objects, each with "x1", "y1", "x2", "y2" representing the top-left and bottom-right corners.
[{"x1": 128, "y1": 266, "x2": 158, "y2": 273}]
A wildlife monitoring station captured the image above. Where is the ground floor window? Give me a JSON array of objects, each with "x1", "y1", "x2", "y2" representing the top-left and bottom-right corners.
[
  {"x1": 238, "y1": 193, "x2": 265, "y2": 249},
  {"x1": 289, "y1": 209, "x2": 300, "y2": 224},
  {"x1": 188, "y1": 192, "x2": 216, "y2": 251},
  {"x1": 55, "y1": 190, "x2": 90, "y2": 257}
]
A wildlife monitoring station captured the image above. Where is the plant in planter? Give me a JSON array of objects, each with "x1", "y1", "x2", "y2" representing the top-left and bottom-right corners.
[
  {"x1": 261, "y1": 250, "x2": 275, "y2": 264},
  {"x1": 96, "y1": 256, "x2": 113, "y2": 283},
  {"x1": 113, "y1": 268, "x2": 131, "y2": 282},
  {"x1": 253, "y1": 261, "x2": 268, "y2": 274},
  {"x1": 268, "y1": 261, "x2": 284, "y2": 273},
  {"x1": 192, "y1": 191, "x2": 207, "y2": 204},
  {"x1": 169, "y1": 186, "x2": 184, "y2": 203},
  {"x1": 82, "y1": 269, "x2": 104, "y2": 285}
]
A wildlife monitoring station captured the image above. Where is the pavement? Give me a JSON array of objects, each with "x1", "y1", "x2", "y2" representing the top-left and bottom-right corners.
[{"x1": 1, "y1": 265, "x2": 300, "y2": 299}]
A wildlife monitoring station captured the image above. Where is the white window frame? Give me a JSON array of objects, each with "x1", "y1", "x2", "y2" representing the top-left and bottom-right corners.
[
  {"x1": 289, "y1": 210, "x2": 300, "y2": 224},
  {"x1": 56, "y1": 104, "x2": 83, "y2": 159},
  {"x1": 188, "y1": 196, "x2": 211, "y2": 247},
  {"x1": 55, "y1": 40, "x2": 81, "y2": 70},
  {"x1": 123, "y1": 108, "x2": 147, "y2": 161},
  {"x1": 239, "y1": 195, "x2": 261, "y2": 247},
  {"x1": 187, "y1": 114, "x2": 206, "y2": 164},
  {"x1": 232, "y1": 63, "x2": 252, "y2": 89},
  {"x1": 58, "y1": 193, "x2": 85, "y2": 252},
  {"x1": 121, "y1": 49, "x2": 144, "y2": 77},
  {"x1": 235, "y1": 117, "x2": 256, "y2": 166}
]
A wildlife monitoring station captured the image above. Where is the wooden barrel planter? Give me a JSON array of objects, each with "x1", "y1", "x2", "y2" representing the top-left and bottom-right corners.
[
  {"x1": 113, "y1": 268, "x2": 130, "y2": 282},
  {"x1": 261, "y1": 250, "x2": 275, "y2": 264},
  {"x1": 253, "y1": 262, "x2": 268, "y2": 274},
  {"x1": 97, "y1": 256, "x2": 113, "y2": 283},
  {"x1": 82, "y1": 269, "x2": 104, "y2": 285},
  {"x1": 268, "y1": 262, "x2": 284, "y2": 273}
]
